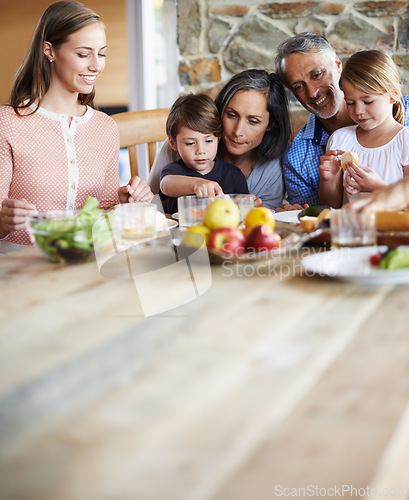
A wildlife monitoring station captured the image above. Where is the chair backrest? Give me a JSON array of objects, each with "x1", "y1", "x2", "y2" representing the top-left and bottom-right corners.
[{"x1": 111, "y1": 108, "x2": 170, "y2": 178}]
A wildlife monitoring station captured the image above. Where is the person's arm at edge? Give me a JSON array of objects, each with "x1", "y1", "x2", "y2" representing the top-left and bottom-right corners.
[{"x1": 346, "y1": 177, "x2": 409, "y2": 213}]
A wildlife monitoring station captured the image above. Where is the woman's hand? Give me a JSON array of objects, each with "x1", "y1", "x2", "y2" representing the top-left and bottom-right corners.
[
  {"x1": 251, "y1": 194, "x2": 263, "y2": 207},
  {"x1": 193, "y1": 179, "x2": 224, "y2": 197},
  {"x1": 0, "y1": 198, "x2": 37, "y2": 237},
  {"x1": 344, "y1": 163, "x2": 386, "y2": 196},
  {"x1": 118, "y1": 176, "x2": 153, "y2": 203}
]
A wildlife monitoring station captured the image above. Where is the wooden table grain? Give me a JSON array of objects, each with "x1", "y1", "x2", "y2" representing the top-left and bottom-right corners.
[{"x1": 1, "y1": 244, "x2": 409, "y2": 500}]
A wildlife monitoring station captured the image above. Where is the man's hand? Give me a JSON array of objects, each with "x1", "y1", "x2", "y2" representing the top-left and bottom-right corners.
[{"x1": 275, "y1": 202, "x2": 309, "y2": 212}]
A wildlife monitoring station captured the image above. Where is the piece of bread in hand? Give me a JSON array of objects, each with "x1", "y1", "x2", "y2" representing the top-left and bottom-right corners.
[{"x1": 341, "y1": 151, "x2": 359, "y2": 171}]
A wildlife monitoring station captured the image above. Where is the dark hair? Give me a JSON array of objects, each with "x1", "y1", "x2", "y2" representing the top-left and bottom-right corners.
[
  {"x1": 10, "y1": 1, "x2": 102, "y2": 115},
  {"x1": 215, "y1": 69, "x2": 291, "y2": 164},
  {"x1": 166, "y1": 93, "x2": 222, "y2": 139},
  {"x1": 341, "y1": 49, "x2": 404, "y2": 125},
  {"x1": 275, "y1": 32, "x2": 336, "y2": 85}
]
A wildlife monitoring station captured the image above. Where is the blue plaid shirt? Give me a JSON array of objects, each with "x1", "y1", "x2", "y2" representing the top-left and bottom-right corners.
[{"x1": 283, "y1": 95, "x2": 409, "y2": 206}]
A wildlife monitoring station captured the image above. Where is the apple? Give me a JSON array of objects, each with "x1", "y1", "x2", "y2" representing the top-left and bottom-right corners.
[
  {"x1": 203, "y1": 198, "x2": 240, "y2": 230},
  {"x1": 207, "y1": 227, "x2": 245, "y2": 256},
  {"x1": 244, "y1": 207, "x2": 275, "y2": 231},
  {"x1": 182, "y1": 224, "x2": 211, "y2": 248},
  {"x1": 245, "y1": 224, "x2": 281, "y2": 252}
]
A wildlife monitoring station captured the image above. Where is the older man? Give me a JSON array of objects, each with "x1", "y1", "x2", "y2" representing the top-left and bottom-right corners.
[{"x1": 275, "y1": 32, "x2": 409, "y2": 208}]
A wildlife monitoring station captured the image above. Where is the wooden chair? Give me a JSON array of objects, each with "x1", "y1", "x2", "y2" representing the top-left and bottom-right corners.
[{"x1": 111, "y1": 108, "x2": 170, "y2": 178}]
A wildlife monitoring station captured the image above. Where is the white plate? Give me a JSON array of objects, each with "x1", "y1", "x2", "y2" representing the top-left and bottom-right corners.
[
  {"x1": 172, "y1": 212, "x2": 179, "y2": 220},
  {"x1": 156, "y1": 212, "x2": 178, "y2": 230},
  {"x1": 301, "y1": 246, "x2": 409, "y2": 285},
  {"x1": 112, "y1": 206, "x2": 178, "y2": 231},
  {"x1": 274, "y1": 210, "x2": 301, "y2": 224}
]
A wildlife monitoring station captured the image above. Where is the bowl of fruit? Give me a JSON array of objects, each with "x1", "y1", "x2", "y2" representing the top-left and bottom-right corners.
[
  {"x1": 181, "y1": 198, "x2": 302, "y2": 264},
  {"x1": 27, "y1": 197, "x2": 104, "y2": 263}
]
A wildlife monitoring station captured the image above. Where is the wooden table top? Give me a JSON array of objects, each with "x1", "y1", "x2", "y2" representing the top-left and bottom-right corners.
[{"x1": 1, "y1": 243, "x2": 409, "y2": 500}]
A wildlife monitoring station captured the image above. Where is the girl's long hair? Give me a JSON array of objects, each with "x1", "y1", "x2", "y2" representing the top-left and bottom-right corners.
[
  {"x1": 341, "y1": 49, "x2": 404, "y2": 125},
  {"x1": 10, "y1": 1, "x2": 101, "y2": 115}
]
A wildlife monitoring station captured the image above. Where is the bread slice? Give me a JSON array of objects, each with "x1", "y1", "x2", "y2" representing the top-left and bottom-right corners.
[{"x1": 341, "y1": 151, "x2": 359, "y2": 171}]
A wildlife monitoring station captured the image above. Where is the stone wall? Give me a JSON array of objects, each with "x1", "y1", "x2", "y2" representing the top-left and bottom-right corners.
[{"x1": 176, "y1": 0, "x2": 409, "y2": 121}]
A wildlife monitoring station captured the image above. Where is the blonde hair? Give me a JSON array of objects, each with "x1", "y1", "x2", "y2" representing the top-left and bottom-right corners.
[{"x1": 341, "y1": 49, "x2": 404, "y2": 125}]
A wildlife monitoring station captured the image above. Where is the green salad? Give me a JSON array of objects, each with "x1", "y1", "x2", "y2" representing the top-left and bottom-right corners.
[
  {"x1": 380, "y1": 247, "x2": 409, "y2": 270},
  {"x1": 31, "y1": 197, "x2": 105, "y2": 263},
  {"x1": 370, "y1": 246, "x2": 409, "y2": 270}
]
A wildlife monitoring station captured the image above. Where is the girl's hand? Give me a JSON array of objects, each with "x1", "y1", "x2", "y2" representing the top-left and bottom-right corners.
[
  {"x1": 344, "y1": 163, "x2": 386, "y2": 195},
  {"x1": 193, "y1": 179, "x2": 224, "y2": 197},
  {"x1": 318, "y1": 149, "x2": 344, "y2": 182},
  {"x1": 118, "y1": 176, "x2": 153, "y2": 203},
  {"x1": 0, "y1": 198, "x2": 37, "y2": 236}
]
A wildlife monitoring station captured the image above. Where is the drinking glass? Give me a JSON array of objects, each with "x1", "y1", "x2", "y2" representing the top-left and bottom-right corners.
[
  {"x1": 330, "y1": 209, "x2": 376, "y2": 248},
  {"x1": 178, "y1": 195, "x2": 214, "y2": 227},
  {"x1": 115, "y1": 203, "x2": 157, "y2": 242},
  {"x1": 228, "y1": 194, "x2": 255, "y2": 222}
]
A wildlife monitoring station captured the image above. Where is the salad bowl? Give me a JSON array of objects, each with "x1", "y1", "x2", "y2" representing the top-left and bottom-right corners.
[{"x1": 27, "y1": 198, "x2": 103, "y2": 263}]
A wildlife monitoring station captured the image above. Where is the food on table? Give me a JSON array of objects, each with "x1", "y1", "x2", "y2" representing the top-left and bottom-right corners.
[
  {"x1": 375, "y1": 211, "x2": 409, "y2": 232},
  {"x1": 202, "y1": 198, "x2": 240, "y2": 230},
  {"x1": 297, "y1": 205, "x2": 332, "y2": 232},
  {"x1": 298, "y1": 205, "x2": 331, "y2": 220},
  {"x1": 299, "y1": 216, "x2": 319, "y2": 232},
  {"x1": 28, "y1": 196, "x2": 104, "y2": 263},
  {"x1": 340, "y1": 151, "x2": 359, "y2": 171},
  {"x1": 243, "y1": 206, "x2": 275, "y2": 230},
  {"x1": 370, "y1": 246, "x2": 409, "y2": 270},
  {"x1": 182, "y1": 224, "x2": 211, "y2": 248},
  {"x1": 245, "y1": 224, "x2": 281, "y2": 252},
  {"x1": 182, "y1": 202, "x2": 281, "y2": 257},
  {"x1": 207, "y1": 227, "x2": 246, "y2": 256}
]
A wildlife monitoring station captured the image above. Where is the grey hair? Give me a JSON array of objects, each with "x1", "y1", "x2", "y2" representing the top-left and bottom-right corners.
[{"x1": 275, "y1": 32, "x2": 336, "y2": 84}]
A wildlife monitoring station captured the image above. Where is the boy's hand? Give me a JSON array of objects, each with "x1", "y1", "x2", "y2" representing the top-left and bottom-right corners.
[{"x1": 193, "y1": 179, "x2": 224, "y2": 197}]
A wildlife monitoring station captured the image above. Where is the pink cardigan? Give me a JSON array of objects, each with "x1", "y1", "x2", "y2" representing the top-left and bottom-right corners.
[{"x1": 0, "y1": 105, "x2": 120, "y2": 244}]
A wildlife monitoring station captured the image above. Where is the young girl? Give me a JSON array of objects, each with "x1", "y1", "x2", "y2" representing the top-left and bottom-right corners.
[
  {"x1": 319, "y1": 49, "x2": 409, "y2": 207},
  {"x1": 0, "y1": 1, "x2": 152, "y2": 245}
]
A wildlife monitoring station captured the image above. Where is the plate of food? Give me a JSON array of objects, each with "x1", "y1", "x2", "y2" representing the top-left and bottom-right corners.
[{"x1": 301, "y1": 245, "x2": 409, "y2": 285}]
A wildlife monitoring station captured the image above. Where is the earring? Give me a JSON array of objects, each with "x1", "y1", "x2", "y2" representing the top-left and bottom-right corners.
[{"x1": 49, "y1": 59, "x2": 53, "y2": 63}]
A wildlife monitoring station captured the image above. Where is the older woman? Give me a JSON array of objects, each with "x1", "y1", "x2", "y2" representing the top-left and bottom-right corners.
[{"x1": 148, "y1": 69, "x2": 291, "y2": 210}]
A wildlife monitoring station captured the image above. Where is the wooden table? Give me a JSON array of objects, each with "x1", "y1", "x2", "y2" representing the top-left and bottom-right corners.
[{"x1": 1, "y1": 242, "x2": 409, "y2": 500}]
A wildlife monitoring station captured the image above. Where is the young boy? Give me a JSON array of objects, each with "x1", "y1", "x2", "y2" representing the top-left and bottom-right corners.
[{"x1": 159, "y1": 93, "x2": 249, "y2": 214}]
